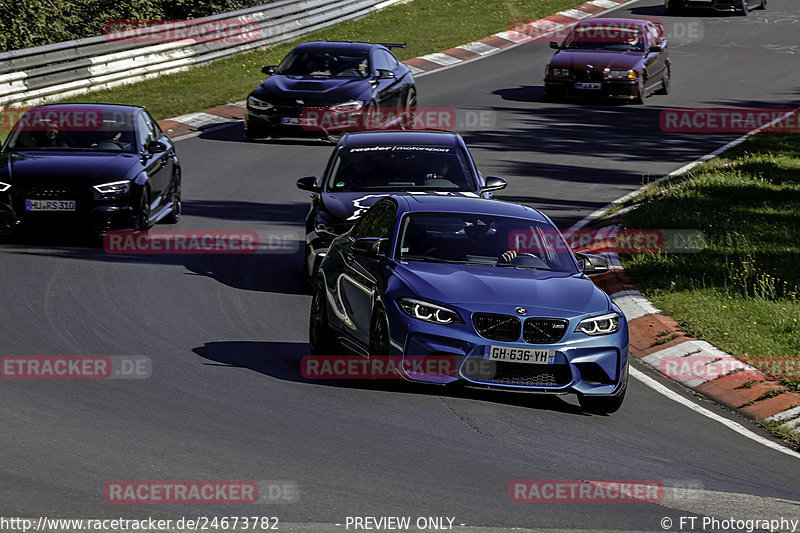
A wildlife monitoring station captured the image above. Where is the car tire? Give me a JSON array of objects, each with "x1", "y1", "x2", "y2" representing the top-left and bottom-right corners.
[
  {"x1": 578, "y1": 382, "x2": 627, "y2": 414},
  {"x1": 738, "y1": 0, "x2": 750, "y2": 15},
  {"x1": 245, "y1": 124, "x2": 270, "y2": 140},
  {"x1": 362, "y1": 101, "x2": 378, "y2": 131},
  {"x1": 369, "y1": 307, "x2": 390, "y2": 356},
  {"x1": 655, "y1": 64, "x2": 670, "y2": 95},
  {"x1": 309, "y1": 279, "x2": 336, "y2": 355},
  {"x1": 163, "y1": 174, "x2": 181, "y2": 224},
  {"x1": 633, "y1": 76, "x2": 647, "y2": 105},
  {"x1": 402, "y1": 88, "x2": 417, "y2": 129},
  {"x1": 542, "y1": 89, "x2": 558, "y2": 102},
  {"x1": 135, "y1": 188, "x2": 151, "y2": 231}
]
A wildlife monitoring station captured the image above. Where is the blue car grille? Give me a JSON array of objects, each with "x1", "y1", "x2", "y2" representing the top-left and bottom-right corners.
[
  {"x1": 464, "y1": 361, "x2": 572, "y2": 387},
  {"x1": 472, "y1": 313, "x2": 521, "y2": 342},
  {"x1": 523, "y1": 318, "x2": 569, "y2": 344}
]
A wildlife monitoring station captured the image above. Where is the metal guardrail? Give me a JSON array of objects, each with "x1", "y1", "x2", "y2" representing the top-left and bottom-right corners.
[{"x1": 0, "y1": 0, "x2": 404, "y2": 106}]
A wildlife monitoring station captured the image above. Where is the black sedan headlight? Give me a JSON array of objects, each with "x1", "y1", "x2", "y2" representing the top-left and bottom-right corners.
[
  {"x1": 575, "y1": 312, "x2": 619, "y2": 336},
  {"x1": 0, "y1": 182, "x2": 11, "y2": 192},
  {"x1": 93, "y1": 180, "x2": 130, "y2": 197},
  {"x1": 248, "y1": 96, "x2": 274, "y2": 111},
  {"x1": 399, "y1": 298, "x2": 463, "y2": 325}
]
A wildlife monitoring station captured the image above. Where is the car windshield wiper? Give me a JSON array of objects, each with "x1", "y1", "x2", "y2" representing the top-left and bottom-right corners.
[
  {"x1": 400, "y1": 256, "x2": 472, "y2": 265},
  {"x1": 495, "y1": 263, "x2": 545, "y2": 270}
]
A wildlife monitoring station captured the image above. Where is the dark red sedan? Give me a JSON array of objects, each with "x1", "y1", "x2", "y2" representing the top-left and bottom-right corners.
[{"x1": 543, "y1": 18, "x2": 670, "y2": 104}]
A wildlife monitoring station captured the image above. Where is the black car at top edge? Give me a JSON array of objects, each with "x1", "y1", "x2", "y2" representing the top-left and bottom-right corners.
[
  {"x1": 296, "y1": 130, "x2": 508, "y2": 281},
  {"x1": 245, "y1": 41, "x2": 416, "y2": 139},
  {"x1": 0, "y1": 103, "x2": 181, "y2": 238}
]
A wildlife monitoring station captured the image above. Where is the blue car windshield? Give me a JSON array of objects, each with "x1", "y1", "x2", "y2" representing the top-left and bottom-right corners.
[
  {"x1": 4, "y1": 110, "x2": 138, "y2": 153},
  {"x1": 397, "y1": 212, "x2": 579, "y2": 273},
  {"x1": 327, "y1": 146, "x2": 474, "y2": 192},
  {"x1": 276, "y1": 49, "x2": 370, "y2": 78}
]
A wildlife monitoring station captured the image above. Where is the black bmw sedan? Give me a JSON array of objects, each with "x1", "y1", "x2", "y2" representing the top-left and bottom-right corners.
[
  {"x1": 0, "y1": 104, "x2": 181, "y2": 238},
  {"x1": 245, "y1": 41, "x2": 416, "y2": 139}
]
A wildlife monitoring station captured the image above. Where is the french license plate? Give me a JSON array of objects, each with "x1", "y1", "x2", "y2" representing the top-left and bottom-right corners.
[
  {"x1": 486, "y1": 346, "x2": 555, "y2": 364},
  {"x1": 25, "y1": 199, "x2": 76, "y2": 212},
  {"x1": 575, "y1": 82, "x2": 602, "y2": 90},
  {"x1": 280, "y1": 116, "x2": 316, "y2": 126}
]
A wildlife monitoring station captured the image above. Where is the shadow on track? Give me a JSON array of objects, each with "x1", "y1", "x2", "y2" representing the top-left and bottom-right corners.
[{"x1": 192, "y1": 339, "x2": 589, "y2": 415}]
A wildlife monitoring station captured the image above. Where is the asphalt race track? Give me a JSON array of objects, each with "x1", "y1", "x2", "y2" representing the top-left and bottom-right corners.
[{"x1": 2, "y1": 1, "x2": 800, "y2": 530}]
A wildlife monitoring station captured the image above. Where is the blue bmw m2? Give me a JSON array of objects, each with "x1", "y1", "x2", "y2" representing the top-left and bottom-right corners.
[{"x1": 309, "y1": 195, "x2": 629, "y2": 413}]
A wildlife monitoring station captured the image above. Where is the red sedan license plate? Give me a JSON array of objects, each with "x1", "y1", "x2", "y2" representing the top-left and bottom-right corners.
[{"x1": 575, "y1": 82, "x2": 602, "y2": 90}]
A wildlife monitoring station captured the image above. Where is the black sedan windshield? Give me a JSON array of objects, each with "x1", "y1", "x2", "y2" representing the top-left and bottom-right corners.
[
  {"x1": 276, "y1": 49, "x2": 370, "y2": 78},
  {"x1": 327, "y1": 146, "x2": 474, "y2": 192},
  {"x1": 397, "y1": 212, "x2": 578, "y2": 273},
  {"x1": 4, "y1": 110, "x2": 137, "y2": 153}
]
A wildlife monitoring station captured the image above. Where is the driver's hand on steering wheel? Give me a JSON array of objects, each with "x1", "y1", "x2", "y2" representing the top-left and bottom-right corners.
[{"x1": 500, "y1": 250, "x2": 517, "y2": 263}]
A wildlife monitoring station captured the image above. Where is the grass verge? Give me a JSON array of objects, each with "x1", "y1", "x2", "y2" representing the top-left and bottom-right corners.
[
  {"x1": 44, "y1": 0, "x2": 586, "y2": 120},
  {"x1": 618, "y1": 131, "x2": 800, "y2": 363}
]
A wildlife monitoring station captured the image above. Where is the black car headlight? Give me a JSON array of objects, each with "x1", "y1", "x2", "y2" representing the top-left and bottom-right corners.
[
  {"x1": 0, "y1": 182, "x2": 11, "y2": 192},
  {"x1": 248, "y1": 96, "x2": 274, "y2": 111},
  {"x1": 93, "y1": 180, "x2": 130, "y2": 196},
  {"x1": 575, "y1": 312, "x2": 619, "y2": 336},
  {"x1": 399, "y1": 298, "x2": 463, "y2": 325}
]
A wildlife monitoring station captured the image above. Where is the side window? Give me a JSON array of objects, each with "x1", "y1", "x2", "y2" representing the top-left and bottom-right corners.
[
  {"x1": 647, "y1": 25, "x2": 659, "y2": 47},
  {"x1": 372, "y1": 50, "x2": 392, "y2": 72},
  {"x1": 135, "y1": 114, "x2": 150, "y2": 150},
  {"x1": 382, "y1": 50, "x2": 399, "y2": 68},
  {"x1": 146, "y1": 111, "x2": 162, "y2": 139},
  {"x1": 352, "y1": 202, "x2": 396, "y2": 240}
]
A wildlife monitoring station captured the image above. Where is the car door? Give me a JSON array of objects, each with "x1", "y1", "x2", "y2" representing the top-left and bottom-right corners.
[
  {"x1": 643, "y1": 23, "x2": 667, "y2": 90},
  {"x1": 338, "y1": 201, "x2": 396, "y2": 346},
  {"x1": 137, "y1": 112, "x2": 169, "y2": 211},
  {"x1": 371, "y1": 49, "x2": 403, "y2": 109},
  {"x1": 147, "y1": 110, "x2": 177, "y2": 209}
]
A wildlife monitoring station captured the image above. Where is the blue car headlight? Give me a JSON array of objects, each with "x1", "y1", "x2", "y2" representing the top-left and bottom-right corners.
[
  {"x1": 329, "y1": 100, "x2": 365, "y2": 113},
  {"x1": 93, "y1": 180, "x2": 130, "y2": 196},
  {"x1": 575, "y1": 312, "x2": 619, "y2": 336},
  {"x1": 399, "y1": 298, "x2": 463, "y2": 325},
  {"x1": 0, "y1": 182, "x2": 11, "y2": 192},
  {"x1": 248, "y1": 96, "x2": 274, "y2": 111}
]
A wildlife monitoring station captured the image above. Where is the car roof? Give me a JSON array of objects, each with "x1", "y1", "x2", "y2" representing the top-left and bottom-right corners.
[
  {"x1": 26, "y1": 103, "x2": 143, "y2": 117},
  {"x1": 294, "y1": 41, "x2": 382, "y2": 53},
  {"x1": 338, "y1": 130, "x2": 461, "y2": 148},
  {"x1": 575, "y1": 17, "x2": 652, "y2": 27},
  {"x1": 390, "y1": 195, "x2": 549, "y2": 223}
]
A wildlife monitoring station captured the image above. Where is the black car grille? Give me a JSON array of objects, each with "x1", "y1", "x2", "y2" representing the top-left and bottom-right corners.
[
  {"x1": 472, "y1": 313, "x2": 521, "y2": 342},
  {"x1": 274, "y1": 104, "x2": 302, "y2": 117},
  {"x1": 463, "y1": 361, "x2": 572, "y2": 387},
  {"x1": 14, "y1": 184, "x2": 81, "y2": 199},
  {"x1": 573, "y1": 69, "x2": 605, "y2": 82},
  {"x1": 523, "y1": 318, "x2": 569, "y2": 344}
]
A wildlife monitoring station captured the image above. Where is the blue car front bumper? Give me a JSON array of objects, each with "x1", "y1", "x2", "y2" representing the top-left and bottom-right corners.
[{"x1": 386, "y1": 301, "x2": 629, "y2": 397}]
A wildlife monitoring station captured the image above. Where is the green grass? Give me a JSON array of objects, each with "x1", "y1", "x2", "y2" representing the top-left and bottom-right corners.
[
  {"x1": 44, "y1": 0, "x2": 586, "y2": 120},
  {"x1": 618, "y1": 132, "x2": 800, "y2": 362}
]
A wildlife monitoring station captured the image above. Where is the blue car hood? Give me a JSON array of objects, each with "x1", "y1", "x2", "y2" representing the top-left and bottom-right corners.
[
  {"x1": 393, "y1": 261, "x2": 610, "y2": 315},
  {"x1": 4, "y1": 151, "x2": 139, "y2": 185},
  {"x1": 256, "y1": 75, "x2": 369, "y2": 105}
]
